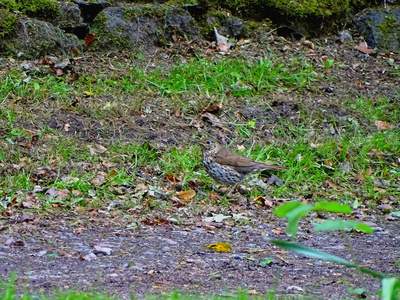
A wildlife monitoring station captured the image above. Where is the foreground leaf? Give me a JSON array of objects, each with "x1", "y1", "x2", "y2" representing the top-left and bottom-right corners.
[
  {"x1": 315, "y1": 220, "x2": 374, "y2": 233},
  {"x1": 268, "y1": 240, "x2": 385, "y2": 279}
]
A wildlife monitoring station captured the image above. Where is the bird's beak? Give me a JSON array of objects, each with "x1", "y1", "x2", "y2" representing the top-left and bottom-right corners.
[{"x1": 196, "y1": 139, "x2": 206, "y2": 146}]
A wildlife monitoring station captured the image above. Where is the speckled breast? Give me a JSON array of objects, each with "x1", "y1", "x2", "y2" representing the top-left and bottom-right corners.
[{"x1": 202, "y1": 156, "x2": 242, "y2": 185}]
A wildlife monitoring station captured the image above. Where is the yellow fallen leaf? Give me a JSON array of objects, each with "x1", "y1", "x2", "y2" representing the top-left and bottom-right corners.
[
  {"x1": 176, "y1": 189, "x2": 196, "y2": 202},
  {"x1": 204, "y1": 242, "x2": 231, "y2": 252}
]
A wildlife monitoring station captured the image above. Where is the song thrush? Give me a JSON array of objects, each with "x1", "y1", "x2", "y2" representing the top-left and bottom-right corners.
[{"x1": 199, "y1": 138, "x2": 289, "y2": 196}]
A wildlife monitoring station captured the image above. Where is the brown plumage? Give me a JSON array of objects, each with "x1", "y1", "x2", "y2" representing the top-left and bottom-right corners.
[{"x1": 199, "y1": 138, "x2": 289, "y2": 195}]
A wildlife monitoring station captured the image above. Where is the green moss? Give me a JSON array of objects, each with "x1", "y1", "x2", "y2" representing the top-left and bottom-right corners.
[
  {"x1": 0, "y1": 0, "x2": 19, "y2": 10},
  {"x1": 16, "y1": 0, "x2": 60, "y2": 20},
  {"x1": 377, "y1": 15, "x2": 399, "y2": 33},
  {"x1": 0, "y1": 8, "x2": 17, "y2": 37},
  {"x1": 208, "y1": 0, "x2": 360, "y2": 19},
  {"x1": 377, "y1": 15, "x2": 400, "y2": 50},
  {"x1": 121, "y1": 4, "x2": 170, "y2": 22},
  {"x1": 166, "y1": 0, "x2": 197, "y2": 5}
]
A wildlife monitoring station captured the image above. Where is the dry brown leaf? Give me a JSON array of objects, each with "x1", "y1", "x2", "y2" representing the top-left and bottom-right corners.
[
  {"x1": 218, "y1": 43, "x2": 229, "y2": 52},
  {"x1": 85, "y1": 33, "x2": 96, "y2": 49},
  {"x1": 201, "y1": 112, "x2": 227, "y2": 130},
  {"x1": 89, "y1": 144, "x2": 108, "y2": 155},
  {"x1": 325, "y1": 180, "x2": 337, "y2": 188},
  {"x1": 355, "y1": 42, "x2": 373, "y2": 54},
  {"x1": 301, "y1": 40, "x2": 314, "y2": 49},
  {"x1": 164, "y1": 173, "x2": 181, "y2": 183},
  {"x1": 209, "y1": 192, "x2": 219, "y2": 201},
  {"x1": 56, "y1": 189, "x2": 70, "y2": 201},
  {"x1": 91, "y1": 172, "x2": 107, "y2": 186},
  {"x1": 202, "y1": 103, "x2": 222, "y2": 114},
  {"x1": 254, "y1": 196, "x2": 273, "y2": 208},
  {"x1": 177, "y1": 189, "x2": 196, "y2": 202},
  {"x1": 374, "y1": 120, "x2": 392, "y2": 130}
]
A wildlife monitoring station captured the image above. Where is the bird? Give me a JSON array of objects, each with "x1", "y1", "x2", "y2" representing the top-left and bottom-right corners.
[{"x1": 199, "y1": 138, "x2": 289, "y2": 196}]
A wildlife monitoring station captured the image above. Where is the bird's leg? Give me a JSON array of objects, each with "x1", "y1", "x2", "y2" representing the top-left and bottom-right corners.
[{"x1": 225, "y1": 183, "x2": 239, "y2": 198}]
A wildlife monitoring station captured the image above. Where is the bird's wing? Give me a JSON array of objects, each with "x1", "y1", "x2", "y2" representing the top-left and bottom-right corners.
[
  {"x1": 214, "y1": 148, "x2": 289, "y2": 171},
  {"x1": 213, "y1": 148, "x2": 260, "y2": 167}
]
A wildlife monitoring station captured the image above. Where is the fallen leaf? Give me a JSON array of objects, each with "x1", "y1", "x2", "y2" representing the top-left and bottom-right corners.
[
  {"x1": 204, "y1": 214, "x2": 231, "y2": 223},
  {"x1": 202, "y1": 103, "x2": 222, "y2": 114},
  {"x1": 89, "y1": 144, "x2": 108, "y2": 155},
  {"x1": 374, "y1": 120, "x2": 391, "y2": 130},
  {"x1": 91, "y1": 172, "x2": 107, "y2": 186},
  {"x1": 56, "y1": 189, "x2": 70, "y2": 201},
  {"x1": 355, "y1": 41, "x2": 373, "y2": 54},
  {"x1": 209, "y1": 192, "x2": 219, "y2": 201},
  {"x1": 254, "y1": 196, "x2": 273, "y2": 208},
  {"x1": 272, "y1": 229, "x2": 285, "y2": 235},
  {"x1": 164, "y1": 173, "x2": 180, "y2": 183},
  {"x1": 204, "y1": 242, "x2": 231, "y2": 252},
  {"x1": 85, "y1": 33, "x2": 96, "y2": 49},
  {"x1": 357, "y1": 174, "x2": 365, "y2": 181},
  {"x1": 366, "y1": 168, "x2": 374, "y2": 175},
  {"x1": 373, "y1": 187, "x2": 386, "y2": 193},
  {"x1": 301, "y1": 40, "x2": 314, "y2": 49},
  {"x1": 176, "y1": 190, "x2": 195, "y2": 202}
]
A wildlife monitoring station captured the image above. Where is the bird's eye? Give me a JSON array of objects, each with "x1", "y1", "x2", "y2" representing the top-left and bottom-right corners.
[{"x1": 207, "y1": 140, "x2": 212, "y2": 144}]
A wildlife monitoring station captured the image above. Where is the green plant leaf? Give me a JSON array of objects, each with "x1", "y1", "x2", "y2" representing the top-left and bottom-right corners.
[
  {"x1": 268, "y1": 240, "x2": 385, "y2": 279},
  {"x1": 274, "y1": 202, "x2": 313, "y2": 236},
  {"x1": 313, "y1": 201, "x2": 352, "y2": 214},
  {"x1": 258, "y1": 257, "x2": 273, "y2": 266},
  {"x1": 381, "y1": 277, "x2": 397, "y2": 300},
  {"x1": 315, "y1": 220, "x2": 374, "y2": 233},
  {"x1": 324, "y1": 59, "x2": 334, "y2": 69},
  {"x1": 246, "y1": 121, "x2": 255, "y2": 128},
  {"x1": 274, "y1": 201, "x2": 303, "y2": 217}
]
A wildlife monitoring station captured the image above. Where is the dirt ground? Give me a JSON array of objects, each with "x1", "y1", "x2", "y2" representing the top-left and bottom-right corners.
[
  {"x1": 1, "y1": 34, "x2": 400, "y2": 299},
  {"x1": 0, "y1": 209, "x2": 399, "y2": 299}
]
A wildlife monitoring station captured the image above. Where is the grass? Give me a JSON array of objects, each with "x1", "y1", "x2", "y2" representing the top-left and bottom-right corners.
[{"x1": 0, "y1": 50, "x2": 399, "y2": 209}]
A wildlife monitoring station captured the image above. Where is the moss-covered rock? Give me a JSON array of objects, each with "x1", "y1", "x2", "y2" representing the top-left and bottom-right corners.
[
  {"x1": 92, "y1": 5, "x2": 198, "y2": 51},
  {"x1": 356, "y1": 7, "x2": 400, "y2": 51},
  {"x1": 0, "y1": 17, "x2": 84, "y2": 58}
]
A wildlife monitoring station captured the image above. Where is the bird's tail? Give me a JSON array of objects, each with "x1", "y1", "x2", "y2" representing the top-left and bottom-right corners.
[{"x1": 262, "y1": 164, "x2": 290, "y2": 171}]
